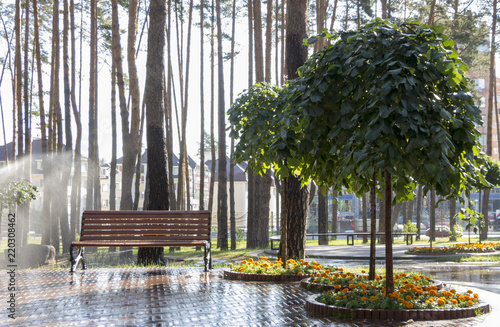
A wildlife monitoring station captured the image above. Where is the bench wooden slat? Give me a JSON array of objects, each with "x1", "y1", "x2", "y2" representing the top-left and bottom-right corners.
[
  {"x1": 82, "y1": 218, "x2": 209, "y2": 225},
  {"x1": 81, "y1": 224, "x2": 208, "y2": 234},
  {"x1": 82, "y1": 229, "x2": 207, "y2": 237},
  {"x1": 80, "y1": 234, "x2": 209, "y2": 240},
  {"x1": 72, "y1": 240, "x2": 208, "y2": 247},
  {"x1": 82, "y1": 210, "x2": 210, "y2": 218}
]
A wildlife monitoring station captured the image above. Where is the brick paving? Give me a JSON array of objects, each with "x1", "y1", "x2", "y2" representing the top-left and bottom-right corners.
[{"x1": 1, "y1": 265, "x2": 498, "y2": 326}]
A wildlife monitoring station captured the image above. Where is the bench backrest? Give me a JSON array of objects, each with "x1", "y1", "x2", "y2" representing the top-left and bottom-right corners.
[{"x1": 79, "y1": 210, "x2": 211, "y2": 242}]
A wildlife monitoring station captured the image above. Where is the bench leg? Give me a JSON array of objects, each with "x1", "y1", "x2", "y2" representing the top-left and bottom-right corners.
[
  {"x1": 347, "y1": 235, "x2": 354, "y2": 246},
  {"x1": 204, "y1": 242, "x2": 212, "y2": 271},
  {"x1": 69, "y1": 245, "x2": 85, "y2": 273}
]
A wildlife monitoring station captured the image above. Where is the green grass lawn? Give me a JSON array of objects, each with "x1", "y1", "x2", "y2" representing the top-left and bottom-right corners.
[{"x1": 3, "y1": 234, "x2": 500, "y2": 269}]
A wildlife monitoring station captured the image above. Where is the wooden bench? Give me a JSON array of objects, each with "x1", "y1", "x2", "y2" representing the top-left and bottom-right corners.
[{"x1": 69, "y1": 210, "x2": 212, "y2": 273}]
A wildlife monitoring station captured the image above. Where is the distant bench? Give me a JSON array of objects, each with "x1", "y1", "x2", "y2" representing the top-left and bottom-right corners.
[
  {"x1": 270, "y1": 232, "x2": 417, "y2": 250},
  {"x1": 70, "y1": 210, "x2": 212, "y2": 273}
]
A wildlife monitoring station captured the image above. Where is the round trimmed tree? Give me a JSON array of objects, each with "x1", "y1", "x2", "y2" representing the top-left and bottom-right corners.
[{"x1": 281, "y1": 19, "x2": 483, "y2": 293}]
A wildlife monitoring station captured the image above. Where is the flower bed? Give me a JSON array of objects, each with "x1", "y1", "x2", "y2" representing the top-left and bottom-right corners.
[
  {"x1": 452, "y1": 242, "x2": 499, "y2": 253},
  {"x1": 407, "y1": 242, "x2": 500, "y2": 254},
  {"x1": 306, "y1": 284, "x2": 490, "y2": 320},
  {"x1": 406, "y1": 246, "x2": 456, "y2": 254},
  {"x1": 306, "y1": 294, "x2": 490, "y2": 320},
  {"x1": 224, "y1": 257, "x2": 329, "y2": 281},
  {"x1": 301, "y1": 270, "x2": 442, "y2": 292}
]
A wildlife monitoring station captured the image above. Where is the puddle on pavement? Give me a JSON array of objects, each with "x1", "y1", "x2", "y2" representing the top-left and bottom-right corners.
[{"x1": 316, "y1": 259, "x2": 500, "y2": 295}]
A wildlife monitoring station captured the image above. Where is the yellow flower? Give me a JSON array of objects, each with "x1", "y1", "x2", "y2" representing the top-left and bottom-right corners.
[
  {"x1": 451, "y1": 299, "x2": 458, "y2": 304},
  {"x1": 248, "y1": 258, "x2": 253, "y2": 263},
  {"x1": 241, "y1": 260, "x2": 247, "y2": 264},
  {"x1": 474, "y1": 293, "x2": 479, "y2": 299}
]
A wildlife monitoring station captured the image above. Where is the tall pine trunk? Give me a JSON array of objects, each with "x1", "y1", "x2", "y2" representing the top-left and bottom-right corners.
[
  {"x1": 279, "y1": 0, "x2": 310, "y2": 261},
  {"x1": 216, "y1": 0, "x2": 228, "y2": 251},
  {"x1": 139, "y1": 0, "x2": 169, "y2": 266}
]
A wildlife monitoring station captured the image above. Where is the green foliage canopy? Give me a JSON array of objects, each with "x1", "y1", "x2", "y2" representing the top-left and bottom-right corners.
[
  {"x1": 276, "y1": 19, "x2": 484, "y2": 200},
  {"x1": 228, "y1": 82, "x2": 283, "y2": 173}
]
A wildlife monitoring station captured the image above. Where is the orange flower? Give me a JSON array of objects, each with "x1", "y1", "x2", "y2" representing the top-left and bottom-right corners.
[
  {"x1": 405, "y1": 302, "x2": 414, "y2": 309},
  {"x1": 467, "y1": 300, "x2": 474, "y2": 306},
  {"x1": 349, "y1": 284, "x2": 355, "y2": 289},
  {"x1": 406, "y1": 295, "x2": 412, "y2": 301},
  {"x1": 361, "y1": 297, "x2": 367, "y2": 301},
  {"x1": 437, "y1": 298, "x2": 446, "y2": 306}
]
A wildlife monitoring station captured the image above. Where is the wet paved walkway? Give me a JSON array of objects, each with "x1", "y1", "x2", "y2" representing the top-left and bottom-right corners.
[{"x1": 1, "y1": 244, "x2": 499, "y2": 326}]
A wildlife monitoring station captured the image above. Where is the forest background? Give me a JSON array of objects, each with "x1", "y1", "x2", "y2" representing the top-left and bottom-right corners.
[{"x1": 0, "y1": 0, "x2": 498, "y2": 259}]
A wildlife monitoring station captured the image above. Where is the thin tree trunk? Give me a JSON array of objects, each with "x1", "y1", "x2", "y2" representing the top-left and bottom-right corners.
[
  {"x1": 280, "y1": 0, "x2": 285, "y2": 85},
  {"x1": 384, "y1": 170, "x2": 394, "y2": 294},
  {"x1": 362, "y1": 192, "x2": 368, "y2": 243},
  {"x1": 133, "y1": 101, "x2": 146, "y2": 210},
  {"x1": 428, "y1": 0, "x2": 436, "y2": 25},
  {"x1": 253, "y1": 0, "x2": 264, "y2": 82},
  {"x1": 110, "y1": 62, "x2": 117, "y2": 211},
  {"x1": 482, "y1": 0, "x2": 497, "y2": 240},
  {"x1": 430, "y1": 189, "x2": 436, "y2": 242},
  {"x1": 229, "y1": 0, "x2": 237, "y2": 250},
  {"x1": 369, "y1": 175, "x2": 376, "y2": 280},
  {"x1": 70, "y1": 0, "x2": 82, "y2": 242},
  {"x1": 166, "y1": 0, "x2": 176, "y2": 210},
  {"x1": 216, "y1": 0, "x2": 228, "y2": 251},
  {"x1": 318, "y1": 186, "x2": 328, "y2": 245},
  {"x1": 265, "y1": 0, "x2": 273, "y2": 83},
  {"x1": 128, "y1": 0, "x2": 142, "y2": 210},
  {"x1": 112, "y1": 0, "x2": 137, "y2": 211},
  {"x1": 199, "y1": 0, "x2": 206, "y2": 210},
  {"x1": 208, "y1": 0, "x2": 216, "y2": 217},
  {"x1": 87, "y1": 0, "x2": 97, "y2": 212},
  {"x1": 248, "y1": 0, "x2": 253, "y2": 86},
  {"x1": 416, "y1": 185, "x2": 422, "y2": 240},
  {"x1": 449, "y1": 198, "x2": 456, "y2": 241}
]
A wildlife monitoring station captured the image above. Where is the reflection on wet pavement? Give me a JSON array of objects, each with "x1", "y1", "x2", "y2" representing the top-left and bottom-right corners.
[{"x1": 1, "y1": 265, "x2": 498, "y2": 326}]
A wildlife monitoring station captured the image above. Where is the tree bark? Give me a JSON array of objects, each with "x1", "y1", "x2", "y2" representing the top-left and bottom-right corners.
[
  {"x1": 199, "y1": 0, "x2": 206, "y2": 211},
  {"x1": 229, "y1": 0, "x2": 237, "y2": 250},
  {"x1": 416, "y1": 185, "x2": 422, "y2": 240},
  {"x1": 70, "y1": 0, "x2": 82, "y2": 243},
  {"x1": 369, "y1": 175, "x2": 376, "y2": 280},
  {"x1": 265, "y1": 0, "x2": 273, "y2": 83},
  {"x1": 430, "y1": 189, "x2": 436, "y2": 242},
  {"x1": 482, "y1": 0, "x2": 497, "y2": 240},
  {"x1": 384, "y1": 170, "x2": 394, "y2": 294},
  {"x1": 362, "y1": 192, "x2": 368, "y2": 243},
  {"x1": 318, "y1": 186, "x2": 328, "y2": 245},
  {"x1": 138, "y1": 0, "x2": 169, "y2": 266},
  {"x1": 281, "y1": 0, "x2": 310, "y2": 260}
]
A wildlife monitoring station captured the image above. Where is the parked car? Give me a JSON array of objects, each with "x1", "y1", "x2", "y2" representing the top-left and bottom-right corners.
[{"x1": 425, "y1": 225, "x2": 462, "y2": 238}]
